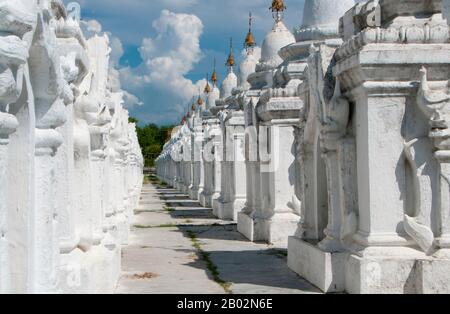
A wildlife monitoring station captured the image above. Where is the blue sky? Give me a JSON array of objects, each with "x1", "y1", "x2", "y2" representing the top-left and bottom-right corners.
[{"x1": 66, "y1": 0, "x2": 306, "y2": 126}]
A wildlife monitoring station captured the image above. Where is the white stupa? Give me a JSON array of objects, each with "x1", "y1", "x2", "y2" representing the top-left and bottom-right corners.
[
  {"x1": 206, "y1": 63, "x2": 220, "y2": 110},
  {"x1": 220, "y1": 38, "x2": 238, "y2": 99},
  {"x1": 238, "y1": 12, "x2": 259, "y2": 91},
  {"x1": 258, "y1": 0, "x2": 295, "y2": 71},
  {"x1": 295, "y1": 0, "x2": 356, "y2": 41}
]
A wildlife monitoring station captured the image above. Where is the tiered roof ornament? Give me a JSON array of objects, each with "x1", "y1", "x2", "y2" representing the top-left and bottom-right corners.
[
  {"x1": 211, "y1": 58, "x2": 218, "y2": 86},
  {"x1": 207, "y1": 59, "x2": 221, "y2": 110},
  {"x1": 204, "y1": 73, "x2": 211, "y2": 94},
  {"x1": 226, "y1": 38, "x2": 235, "y2": 69},
  {"x1": 258, "y1": 0, "x2": 295, "y2": 71},
  {"x1": 220, "y1": 38, "x2": 238, "y2": 98},
  {"x1": 244, "y1": 12, "x2": 257, "y2": 54},
  {"x1": 191, "y1": 97, "x2": 196, "y2": 112},
  {"x1": 238, "y1": 12, "x2": 259, "y2": 91},
  {"x1": 270, "y1": 0, "x2": 286, "y2": 22},
  {"x1": 197, "y1": 94, "x2": 203, "y2": 107}
]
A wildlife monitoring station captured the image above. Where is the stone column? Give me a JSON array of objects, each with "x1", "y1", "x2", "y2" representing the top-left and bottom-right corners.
[
  {"x1": 334, "y1": 0, "x2": 450, "y2": 293},
  {"x1": 254, "y1": 117, "x2": 300, "y2": 247},
  {"x1": 215, "y1": 111, "x2": 246, "y2": 221},
  {"x1": 189, "y1": 116, "x2": 203, "y2": 200},
  {"x1": 212, "y1": 129, "x2": 223, "y2": 202},
  {"x1": 286, "y1": 0, "x2": 357, "y2": 292},
  {"x1": 28, "y1": 8, "x2": 69, "y2": 291},
  {"x1": 213, "y1": 111, "x2": 229, "y2": 216},
  {"x1": 297, "y1": 0, "x2": 355, "y2": 41},
  {"x1": 238, "y1": 94, "x2": 263, "y2": 242},
  {"x1": 90, "y1": 125, "x2": 108, "y2": 245},
  {"x1": 175, "y1": 141, "x2": 184, "y2": 190},
  {"x1": 55, "y1": 17, "x2": 90, "y2": 258},
  {"x1": 0, "y1": 112, "x2": 19, "y2": 293},
  {"x1": 0, "y1": 3, "x2": 32, "y2": 292}
]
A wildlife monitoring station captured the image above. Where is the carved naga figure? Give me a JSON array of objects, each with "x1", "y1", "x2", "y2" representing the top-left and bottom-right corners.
[
  {"x1": 0, "y1": 0, "x2": 37, "y2": 293},
  {"x1": 0, "y1": 0, "x2": 35, "y2": 133},
  {"x1": 403, "y1": 66, "x2": 450, "y2": 255}
]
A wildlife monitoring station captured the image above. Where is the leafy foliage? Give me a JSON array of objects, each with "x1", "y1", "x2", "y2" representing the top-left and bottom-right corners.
[{"x1": 130, "y1": 117, "x2": 173, "y2": 167}]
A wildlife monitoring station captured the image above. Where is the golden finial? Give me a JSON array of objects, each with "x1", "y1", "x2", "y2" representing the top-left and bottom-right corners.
[
  {"x1": 211, "y1": 58, "x2": 218, "y2": 84},
  {"x1": 191, "y1": 97, "x2": 196, "y2": 111},
  {"x1": 204, "y1": 73, "x2": 211, "y2": 94},
  {"x1": 226, "y1": 38, "x2": 235, "y2": 67},
  {"x1": 244, "y1": 12, "x2": 256, "y2": 50},
  {"x1": 270, "y1": 0, "x2": 286, "y2": 21},
  {"x1": 197, "y1": 94, "x2": 204, "y2": 106},
  {"x1": 270, "y1": 0, "x2": 286, "y2": 12}
]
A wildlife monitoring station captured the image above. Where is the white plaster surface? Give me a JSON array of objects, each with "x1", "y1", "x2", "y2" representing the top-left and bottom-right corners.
[{"x1": 0, "y1": 0, "x2": 143, "y2": 293}]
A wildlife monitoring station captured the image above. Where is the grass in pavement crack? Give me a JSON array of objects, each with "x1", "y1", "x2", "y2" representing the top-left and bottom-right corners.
[
  {"x1": 186, "y1": 230, "x2": 232, "y2": 294},
  {"x1": 133, "y1": 224, "x2": 178, "y2": 229}
]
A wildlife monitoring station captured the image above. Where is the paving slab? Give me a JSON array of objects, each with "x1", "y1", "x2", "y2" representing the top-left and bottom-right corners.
[{"x1": 115, "y1": 181, "x2": 321, "y2": 294}]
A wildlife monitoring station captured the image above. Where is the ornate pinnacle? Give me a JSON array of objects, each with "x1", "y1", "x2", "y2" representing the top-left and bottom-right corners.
[
  {"x1": 270, "y1": 0, "x2": 286, "y2": 12},
  {"x1": 211, "y1": 58, "x2": 218, "y2": 84},
  {"x1": 226, "y1": 38, "x2": 235, "y2": 67},
  {"x1": 244, "y1": 12, "x2": 256, "y2": 50},
  {"x1": 270, "y1": 0, "x2": 286, "y2": 22},
  {"x1": 197, "y1": 94, "x2": 203, "y2": 106},
  {"x1": 204, "y1": 73, "x2": 211, "y2": 94},
  {"x1": 191, "y1": 97, "x2": 196, "y2": 111}
]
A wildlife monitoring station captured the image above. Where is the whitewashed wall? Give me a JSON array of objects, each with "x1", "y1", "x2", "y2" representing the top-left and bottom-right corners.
[{"x1": 0, "y1": 0, "x2": 143, "y2": 293}]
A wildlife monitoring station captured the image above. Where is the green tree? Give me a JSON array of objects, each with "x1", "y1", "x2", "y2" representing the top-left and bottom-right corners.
[{"x1": 131, "y1": 117, "x2": 174, "y2": 167}]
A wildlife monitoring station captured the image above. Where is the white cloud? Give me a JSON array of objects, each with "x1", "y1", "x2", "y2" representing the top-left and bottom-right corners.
[
  {"x1": 80, "y1": 19, "x2": 143, "y2": 109},
  {"x1": 117, "y1": 10, "x2": 208, "y2": 108},
  {"x1": 80, "y1": 19, "x2": 102, "y2": 37},
  {"x1": 109, "y1": 35, "x2": 124, "y2": 67},
  {"x1": 123, "y1": 90, "x2": 143, "y2": 108},
  {"x1": 69, "y1": 0, "x2": 308, "y2": 125},
  {"x1": 135, "y1": 10, "x2": 205, "y2": 101}
]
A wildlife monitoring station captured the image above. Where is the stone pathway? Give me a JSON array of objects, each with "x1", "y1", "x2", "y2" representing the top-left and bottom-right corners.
[{"x1": 115, "y1": 179, "x2": 320, "y2": 294}]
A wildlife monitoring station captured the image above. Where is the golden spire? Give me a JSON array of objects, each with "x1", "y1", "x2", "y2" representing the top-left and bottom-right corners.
[
  {"x1": 204, "y1": 73, "x2": 211, "y2": 94},
  {"x1": 244, "y1": 12, "x2": 256, "y2": 51},
  {"x1": 270, "y1": 0, "x2": 286, "y2": 12},
  {"x1": 226, "y1": 38, "x2": 235, "y2": 68},
  {"x1": 197, "y1": 96, "x2": 203, "y2": 106},
  {"x1": 211, "y1": 58, "x2": 218, "y2": 85},
  {"x1": 270, "y1": 0, "x2": 286, "y2": 22},
  {"x1": 191, "y1": 97, "x2": 196, "y2": 111}
]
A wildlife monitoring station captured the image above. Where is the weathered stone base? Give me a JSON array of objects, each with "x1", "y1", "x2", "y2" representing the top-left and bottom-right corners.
[
  {"x1": 415, "y1": 257, "x2": 450, "y2": 294},
  {"x1": 116, "y1": 213, "x2": 130, "y2": 246},
  {"x1": 287, "y1": 241, "x2": 450, "y2": 294},
  {"x1": 256, "y1": 214, "x2": 299, "y2": 247},
  {"x1": 237, "y1": 212, "x2": 255, "y2": 242},
  {"x1": 212, "y1": 199, "x2": 245, "y2": 221},
  {"x1": 287, "y1": 237, "x2": 346, "y2": 292},
  {"x1": 57, "y1": 244, "x2": 121, "y2": 294},
  {"x1": 199, "y1": 195, "x2": 206, "y2": 207},
  {"x1": 188, "y1": 188, "x2": 199, "y2": 200},
  {"x1": 213, "y1": 200, "x2": 234, "y2": 221},
  {"x1": 181, "y1": 185, "x2": 189, "y2": 195},
  {"x1": 205, "y1": 192, "x2": 220, "y2": 210},
  {"x1": 197, "y1": 188, "x2": 204, "y2": 203},
  {"x1": 212, "y1": 198, "x2": 221, "y2": 217},
  {"x1": 345, "y1": 250, "x2": 420, "y2": 294}
]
